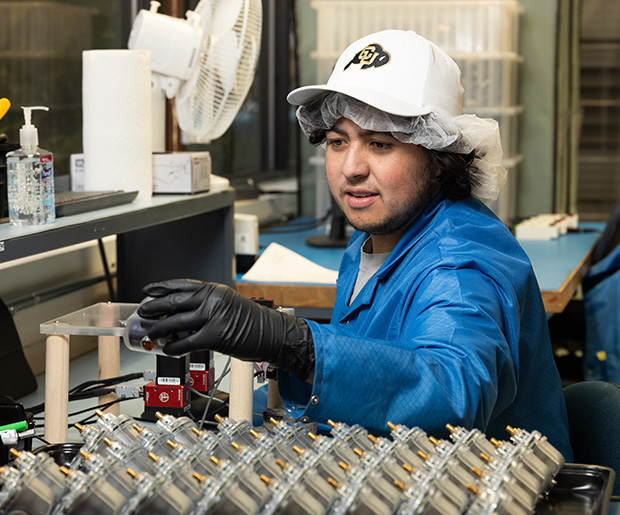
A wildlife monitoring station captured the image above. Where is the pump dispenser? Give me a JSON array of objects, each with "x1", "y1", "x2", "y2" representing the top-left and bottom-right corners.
[{"x1": 6, "y1": 106, "x2": 55, "y2": 225}]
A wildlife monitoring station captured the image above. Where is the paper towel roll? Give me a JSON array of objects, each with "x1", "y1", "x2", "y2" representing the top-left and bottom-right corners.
[{"x1": 83, "y1": 50, "x2": 153, "y2": 200}]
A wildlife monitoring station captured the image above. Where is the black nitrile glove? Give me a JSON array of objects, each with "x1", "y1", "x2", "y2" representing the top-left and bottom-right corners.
[{"x1": 137, "y1": 279, "x2": 315, "y2": 381}]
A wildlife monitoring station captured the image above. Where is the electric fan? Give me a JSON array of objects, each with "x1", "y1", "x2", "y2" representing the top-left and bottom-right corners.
[{"x1": 128, "y1": 0, "x2": 262, "y2": 143}]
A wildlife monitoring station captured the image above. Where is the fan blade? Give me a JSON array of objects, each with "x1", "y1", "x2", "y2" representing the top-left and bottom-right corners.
[
  {"x1": 211, "y1": 0, "x2": 243, "y2": 39},
  {"x1": 212, "y1": 30, "x2": 241, "y2": 96}
]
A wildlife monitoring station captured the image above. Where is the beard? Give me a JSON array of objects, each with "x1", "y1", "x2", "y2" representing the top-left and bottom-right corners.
[{"x1": 334, "y1": 159, "x2": 439, "y2": 237}]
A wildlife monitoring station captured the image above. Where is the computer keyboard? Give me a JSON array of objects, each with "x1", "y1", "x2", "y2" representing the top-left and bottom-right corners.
[{"x1": 55, "y1": 190, "x2": 139, "y2": 217}]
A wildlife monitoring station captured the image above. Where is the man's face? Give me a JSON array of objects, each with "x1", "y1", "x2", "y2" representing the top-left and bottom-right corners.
[{"x1": 325, "y1": 118, "x2": 439, "y2": 247}]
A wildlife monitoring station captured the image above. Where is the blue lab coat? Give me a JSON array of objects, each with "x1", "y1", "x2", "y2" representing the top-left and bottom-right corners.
[
  {"x1": 583, "y1": 242, "x2": 620, "y2": 382},
  {"x1": 278, "y1": 193, "x2": 573, "y2": 461}
]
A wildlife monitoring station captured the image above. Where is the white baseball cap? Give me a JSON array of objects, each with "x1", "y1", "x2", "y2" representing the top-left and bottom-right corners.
[{"x1": 287, "y1": 29, "x2": 464, "y2": 118}]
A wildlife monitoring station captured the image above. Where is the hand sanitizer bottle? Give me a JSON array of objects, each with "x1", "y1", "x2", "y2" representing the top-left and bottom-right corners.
[{"x1": 6, "y1": 106, "x2": 55, "y2": 225}]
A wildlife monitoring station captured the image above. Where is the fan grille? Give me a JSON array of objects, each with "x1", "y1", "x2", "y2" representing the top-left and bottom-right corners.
[{"x1": 176, "y1": 0, "x2": 262, "y2": 142}]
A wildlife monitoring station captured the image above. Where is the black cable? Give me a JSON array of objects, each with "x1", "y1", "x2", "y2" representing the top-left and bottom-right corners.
[
  {"x1": 260, "y1": 210, "x2": 331, "y2": 234},
  {"x1": 32, "y1": 394, "x2": 129, "y2": 422},
  {"x1": 199, "y1": 357, "x2": 231, "y2": 430},
  {"x1": 29, "y1": 388, "x2": 113, "y2": 415},
  {"x1": 68, "y1": 387, "x2": 116, "y2": 400},
  {"x1": 33, "y1": 434, "x2": 51, "y2": 446},
  {"x1": 71, "y1": 398, "x2": 128, "y2": 426},
  {"x1": 27, "y1": 372, "x2": 144, "y2": 415},
  {"x1": 257, "y1": 189, "x2": 298, "y2": 195},
  {"x1": 28, "y1": 403, "x2": 44, "y2": 416},
  {"x1": 69, "y1": 372, "x2": 143, "y2": 395}
]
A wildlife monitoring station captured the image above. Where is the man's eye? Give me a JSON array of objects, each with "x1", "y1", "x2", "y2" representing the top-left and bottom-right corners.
[
  {"x1": 327, "y1": 138, "x2": 343, "y2": 148},
  {"x1": 372, "y1": 141, "x2": 391, "y2": 150}
]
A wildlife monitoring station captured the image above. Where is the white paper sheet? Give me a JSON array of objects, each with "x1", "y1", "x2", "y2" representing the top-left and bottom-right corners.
[{"x1": 241, "y1": 242, "x2": 338, "y2": 284}]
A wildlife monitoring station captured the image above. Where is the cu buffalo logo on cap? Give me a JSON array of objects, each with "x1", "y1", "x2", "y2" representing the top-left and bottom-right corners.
[{"x1": 344, "y1": 43, "x2": 390, "y2": 71}]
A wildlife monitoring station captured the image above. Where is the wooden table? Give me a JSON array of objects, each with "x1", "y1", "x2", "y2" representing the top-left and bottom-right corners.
[{"x1": 519, "y1": 223, "x2": 603, "y2": 313}]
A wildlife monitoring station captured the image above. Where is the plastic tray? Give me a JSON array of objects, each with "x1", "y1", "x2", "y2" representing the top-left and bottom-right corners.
[
  {"x1": 312, "y1": 0, "x2": 522, "y2": 55},
  {"x1": 536, "y1": 464, "x2": 615, "y2": 515}
]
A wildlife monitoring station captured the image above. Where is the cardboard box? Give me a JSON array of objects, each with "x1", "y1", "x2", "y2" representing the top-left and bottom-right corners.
[
  {"x1": 152, "y1": 151, "x2": 211, "y2": 194},
  {"x1": 71, "y1": 151, "x2": 212, "y2": 194}
]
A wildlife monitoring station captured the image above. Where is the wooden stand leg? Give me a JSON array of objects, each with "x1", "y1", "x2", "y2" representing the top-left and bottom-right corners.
[
  {"x1": 98, "y1": 335, "x2": 120, "y2": 415},
  {"x1": 44, "y1": 333, "x2": 70, "y2": 443},
  {"x1": 229, "y1": 358, "x2": 254, "y2": 423}
]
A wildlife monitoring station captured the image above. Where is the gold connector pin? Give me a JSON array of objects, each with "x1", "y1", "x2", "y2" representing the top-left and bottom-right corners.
[
  {"x1": 193, "y1": 472, "x2": 206, "y2": 483},
  {"x1": 327, "y1": 477, "x2": 340, "y2": 489},
  {"x1": 466, "y1": 484, "x2": 480, "y2": 495},
  {"x1": 394, "y1": 480, "x2": 407, "y2": 491},
  {"x1": 471, "y1": 467, "x2": 483, "y2": 477}
]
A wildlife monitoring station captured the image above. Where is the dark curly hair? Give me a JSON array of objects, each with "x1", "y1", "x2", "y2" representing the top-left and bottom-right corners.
[
  {"x1": 307, "y1": 128, "x2": 475, "y2": 201},
  {"x1": 427, "y1": 148, "x2": 475, "y2": 201}
]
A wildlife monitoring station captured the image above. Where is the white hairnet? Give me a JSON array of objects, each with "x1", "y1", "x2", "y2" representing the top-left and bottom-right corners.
[{"x1": 297, "y1": 92, "x2": 507, "y2": 203}]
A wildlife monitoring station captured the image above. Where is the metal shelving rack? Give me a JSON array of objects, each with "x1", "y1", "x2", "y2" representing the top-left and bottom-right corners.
[{"x1": 577, "y1": 0, "x2": 620, "y2": 219}]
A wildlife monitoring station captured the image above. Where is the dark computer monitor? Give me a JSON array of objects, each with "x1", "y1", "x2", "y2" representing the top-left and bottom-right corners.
[{"x1": 306, "y1": 200, "x2": 350, "y2": 248}]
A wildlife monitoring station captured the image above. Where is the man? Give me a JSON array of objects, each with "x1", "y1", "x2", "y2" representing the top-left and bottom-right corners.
[{"x1": 138, "y1": 30, "x2": 573, "y2": 460}]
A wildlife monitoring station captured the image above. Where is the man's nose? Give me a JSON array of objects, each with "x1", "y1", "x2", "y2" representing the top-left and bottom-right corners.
[{"x1": 342, "y1": 146, "x2": 369, "y2": 179}]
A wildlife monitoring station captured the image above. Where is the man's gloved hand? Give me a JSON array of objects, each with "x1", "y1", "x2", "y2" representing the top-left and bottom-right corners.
[{"x1": 137, "y1": 279, "x2": 315, "y2": 381}]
